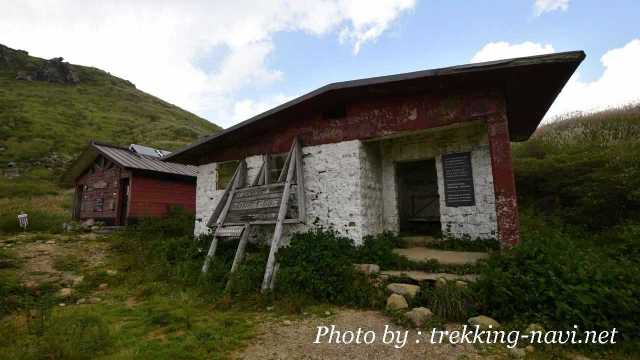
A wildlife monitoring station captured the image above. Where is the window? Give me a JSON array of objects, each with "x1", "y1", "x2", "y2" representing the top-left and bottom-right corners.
[
  {"x1": 269, "y1": 154, "x2": 287, "y2": 183},
  {"x1": 95, "y1": 198, "x2": 104, "y2": 212},
  {"x1": 216, "y1": 161, "x2": 239, "y2": 190}
]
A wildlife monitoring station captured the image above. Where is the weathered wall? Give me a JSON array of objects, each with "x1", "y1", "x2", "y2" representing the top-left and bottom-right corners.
[
  {"x1": 378, "y1": 122, "x2": 497, "y2": 240},
  {"x1": 75, "y1": 165, "x2": 121, "y2": 224},
  {"x1": 128, "y1": 174, "x2": 196, "y2": 219},
  {"x1": 194, "y1": 140, "x2": 378, "y2": 244},
  {"x1": 195, "y1": 123, "x2": 498, "y2": 243}
]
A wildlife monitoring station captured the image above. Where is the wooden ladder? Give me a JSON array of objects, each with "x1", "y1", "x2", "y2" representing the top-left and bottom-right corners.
[{"x1": 200, "y1": 138, "x2": 305, "y2": 292}]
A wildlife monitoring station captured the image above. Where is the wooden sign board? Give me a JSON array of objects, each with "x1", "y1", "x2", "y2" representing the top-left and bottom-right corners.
[
  {"x1": 225, "y1": 184, "x2": 294, "y2": 224},
  {"x1": 215, "y1": 225, "x2": 245, "y2": 238},
  {"x1": 442, "y1": 152, "x2": 475, "y2": 207}
]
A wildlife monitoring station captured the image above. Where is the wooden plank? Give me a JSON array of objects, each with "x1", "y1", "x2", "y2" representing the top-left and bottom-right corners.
[
  {"x1": 261, "y1": 147, "x2": 297, "y2": 291},
  {"x1": 294, "y1": 138, "x2": 306, "y2": 222},
  {"x1": 206, "y1": 163, "x2": 240, "y2": 227},
  {"x1": 215, "y1": 225, "x2": 245, "y2": 237},
  {"x1": 201, "y1": 236, "x2": 219, "y2": 273},
  {"x1": 229, "y1": 224, "x2": 250, "y2": 274},
  {"x1": 251, "y1": 161, "x2": 265, "y2": 186},
  {"x1": 277, "y1": 141, "x2": 294, "y2": 183},
  {"x1": 264, "y1": 154, "x2": 271, "y2": 185},
  {"x1": 215, "y1": 160, "x2": 246, "y2": 226}
]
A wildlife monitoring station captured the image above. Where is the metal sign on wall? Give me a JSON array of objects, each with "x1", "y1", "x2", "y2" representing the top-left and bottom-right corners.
[{"x1": 442, "y1": 152, "x2": 475, "y2": 207}]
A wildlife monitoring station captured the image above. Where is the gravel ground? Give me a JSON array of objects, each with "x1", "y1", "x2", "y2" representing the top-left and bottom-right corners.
[{"x1": 237, "y1": 309, "x2": 506, "y2": 360}]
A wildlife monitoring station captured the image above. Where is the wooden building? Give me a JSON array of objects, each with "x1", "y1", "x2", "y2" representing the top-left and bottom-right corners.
[
  {"x1": 65, "y1": 141, "x2": 198, "y2": 226},
  {"x1": 165, "y1": 51, "x2": 585, "y2": 248}
]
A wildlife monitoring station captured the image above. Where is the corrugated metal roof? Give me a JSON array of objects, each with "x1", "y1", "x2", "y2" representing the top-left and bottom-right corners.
[{"x1": 93, "y1": 142, "x2": 197, "y2": 177}]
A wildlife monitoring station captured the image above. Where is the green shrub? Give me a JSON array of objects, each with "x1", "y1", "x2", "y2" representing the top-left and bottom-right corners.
[
  {"x1": 276, "y1": 228, "x2": 383, "y2": 307},
  {"x1": 473, "y1": 212, "x2": 640, "y2": 339},
  {"x1": 417, "y1": 283, "x2": 476, "y2": 322}
]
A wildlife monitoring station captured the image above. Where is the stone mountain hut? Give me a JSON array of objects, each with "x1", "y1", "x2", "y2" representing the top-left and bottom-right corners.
[
  {"x1": 165, "y1": 51, "x2": 584, "y2": 248},
  {"x1": 64, "y1": 141, "x2": 198, "y2": 226}
]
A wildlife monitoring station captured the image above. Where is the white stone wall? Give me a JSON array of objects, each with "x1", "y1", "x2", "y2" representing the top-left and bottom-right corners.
[
  {"x1": 194, "y1": 123, "x2": 497, "y2": 243},
  {"x1": 436, "y1": 145, "x2": 497, "y2": 240},
  {"x1": 378, "y1": 122, "x2": 498, "y2": 240},
  {"x1": 194, "y1": 140, "x2": 374, "y2": 245}
]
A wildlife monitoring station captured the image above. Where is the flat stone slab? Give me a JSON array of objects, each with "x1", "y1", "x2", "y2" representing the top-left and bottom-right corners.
[
  {"x1": 380, "y1": 270, "x2": 479, "y2": 283},
  {"x1": 398, "y1": 236, "x2": 435, "y2": 248},
  {"x1": 393, "y1": 247, "x2": 489, "y2": 265}
]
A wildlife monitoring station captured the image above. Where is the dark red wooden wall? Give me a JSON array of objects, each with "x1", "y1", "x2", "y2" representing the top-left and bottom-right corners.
[{"x1": 127, "y1": 173, "x2": 196, "y2": 219}]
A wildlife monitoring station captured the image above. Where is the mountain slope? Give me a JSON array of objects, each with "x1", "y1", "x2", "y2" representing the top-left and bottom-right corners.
[{"x1": 0, "y1": 44, "x2": 220, "y2": 185}]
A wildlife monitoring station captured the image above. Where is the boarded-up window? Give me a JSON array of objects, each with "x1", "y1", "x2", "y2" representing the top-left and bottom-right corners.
[{"x1": 216, "y1": 161, "x2": 239, "y2": 190}]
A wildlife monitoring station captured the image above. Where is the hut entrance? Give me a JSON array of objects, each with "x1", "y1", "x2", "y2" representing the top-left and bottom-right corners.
[
  {"x1": 397, "y1": 159, "x2": 441, "y2": 235},
  {"x1": 118, "y1": 179, "x2": 130, "y2": 225}
]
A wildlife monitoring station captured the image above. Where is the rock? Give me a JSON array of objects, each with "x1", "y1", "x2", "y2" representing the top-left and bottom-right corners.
[
  {"x1": 405, "y1": 307, "x2": 433, "y2": 327},
  {"x1": 435, "y1": 277, "x2": 448, "y2": 288},
  {"x1": 354, "y1": 263, "x2": 380, "y2": 274},
  {"x1": 324, "y1": 311, "x2": 331, "y2": 316},
  {"x1": 386, "y1": 283, "x2": 420, "y2": 299},
  {"x1": 468, "y1": 315, "x2": 500, "y2": 330},
  {"x1": 508, "y1": 347, "x2": 526, "y2": 358},
  {"x1": 88, "y1": 297, "x2": 101, "y2": 304},
  {"x1": 525, "y1": 323, "x2": 545, "y2": 335},
  {"x1": 24, "y1": 281, "x2": 38, "y2": 289},
  {"x1": 455, "y1": 280, "x2": 468, "y2": 288},
  {"x1": 283, "y1": 320, "x2": 292, "y2": 325},
  {"x1": 81, "y1": 219, "x2": 95, "y2": 229},
  {"x1": 56, "y1": 287, "x2": 74, "y2": 298},
  {"x1": 76, "y1": 298, "x2": 86, "y2": 305},
  {"x1": 567, "y1": 354, "x2": 592, "y2": 360},
  {"x1": 266, "y1": 306, "x2": 274, "y2": 311},
  {"x1": 15, "y1": 71, "x2": 33, "y2": 81},
  {"x1": 46, "y1": 240, "x2": 56, "y2": 245},
  {"x1": 106, "y1": 269, "x2": 118, "y2": 276},
  {"x1": 525, "y1": 345, "x2": 535, "y2": 353},
  {"x1": 5, "y1": 295, "x2": 18, "y2": 307},
  {"x1": 386, "y1": 294, "x2": 409, "y2": 310},
  {"x1": 59, "y1": 303, "x2": 66, "y2": 307},
  {"x1": 98, "y1": 283, "x2": 108, "y2": 290},
  {"x1": 72, "y1": 275, "x2": 84, "y2": 287}
]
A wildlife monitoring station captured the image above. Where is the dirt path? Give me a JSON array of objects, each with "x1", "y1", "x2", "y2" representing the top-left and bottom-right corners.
[
  {"x1": 237, "y1": 309, "x2": 505, "y2": 360},
  {"x1": 1, "y1": 233, "x2": 109, "y2": 288}
]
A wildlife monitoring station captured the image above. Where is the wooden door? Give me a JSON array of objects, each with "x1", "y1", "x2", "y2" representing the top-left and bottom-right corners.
[{"x1": 397, "y1": 159, "x2": 440, "y2": 234}]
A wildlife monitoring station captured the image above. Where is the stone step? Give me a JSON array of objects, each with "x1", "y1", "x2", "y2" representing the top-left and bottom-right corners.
[
  {"x1": 393, "y1": 247, "x2": 489, "y2": 265},
  {"x1": 397, "y1": 235, "x2": 436, "y2": 248},
  {"x1": 380, "y1": 270, "x2": 479, "y2": 283}
]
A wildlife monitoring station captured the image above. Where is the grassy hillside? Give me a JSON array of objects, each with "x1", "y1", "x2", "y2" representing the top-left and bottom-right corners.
[
  {"x1": 513, "y1": 104, "x2": 640, "y2": 230},
  {"x1": 0, "y1": 43, "x2": 220, "y2": 199}
]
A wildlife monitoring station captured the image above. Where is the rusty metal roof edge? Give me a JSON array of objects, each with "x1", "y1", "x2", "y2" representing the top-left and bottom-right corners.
[
  {"x1": 164, "y1": 50, "x2": 585, "y2": 163},
  {"x1": 88, "y1": 140, "x2": 198, "y2": 177}
]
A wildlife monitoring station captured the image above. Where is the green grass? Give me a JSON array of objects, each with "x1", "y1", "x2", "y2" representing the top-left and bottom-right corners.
[{"x1": 0, "y1": 43, "x2": 220, "y2": 199}]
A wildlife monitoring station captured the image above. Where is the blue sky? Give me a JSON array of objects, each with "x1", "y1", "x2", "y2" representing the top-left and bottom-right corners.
[{"x1": 2, "y1": 0, "x2": 639, "y2": 127}]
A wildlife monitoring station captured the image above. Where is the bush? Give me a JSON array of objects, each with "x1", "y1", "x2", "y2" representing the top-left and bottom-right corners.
[
  {"x1": 473, "y1": 212, "x2": 640, "y2": 339},
  {"x1": 276, "y1": 229, "x2": 383, "y2": 307},
  {"x1": 416, "y1": 283, "x2": 476, "y2": 322}
]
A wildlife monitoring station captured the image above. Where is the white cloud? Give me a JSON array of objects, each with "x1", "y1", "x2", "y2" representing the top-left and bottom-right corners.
[
  {"x1": 232, "y1": 94, "x2": 294, "y2": 124},
  {"x1": 547, "y1": 39, "x2": 640, "y2": 119},
  {"x1": 470, "y1": 41, "x2": 555, "y2": 63},
  {"x1": 533, "y1": 0, "x2": 570, "y2": 16},
  {"x1": 0, "y1": 0, "x2": 415, "y2": 128},
  {"x1": 471, "y1": 39, "x2": 640, "y2": 121}
]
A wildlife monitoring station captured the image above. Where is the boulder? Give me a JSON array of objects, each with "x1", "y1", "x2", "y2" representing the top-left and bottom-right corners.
[
  {"x1": 106, "y1": 269, "x2": 118, "y2": 276},
  {"x1": 468, "y1": 315, "x2": 500, "y2": 330},
  {"x1": 354, "y1": 263, "x2": 380, "y2": 274},
  {"x1": 56, "y1": 287, "x2": 74, "y2": 298},
  {"x1": 455, "y1": 280, "x2": 468, "y2": 288},
  {"x1": 386, "y1": 294, "x2": 409, "y2": 310},
  {"x1": 72, "y1": 275, "x2": 84, "y2": 287},
  {"x1": 387, "y1": 283, "x2": 420, "y2": 299},
  {"x1": 98, "y1": 283, "x2": 108, "y2": 290},
  {"x1": 435, "y1": 277, "x2": 448, "y2": 288},
  {"x1": 405, "y1": 307, "x2": 433, "y2": 327},
  {"x1": 525, "y1": 323, "x2": 545, "y2": 335},
  {"x1": 508, "y1": 347, "x2": 526, "y2": 358}
]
